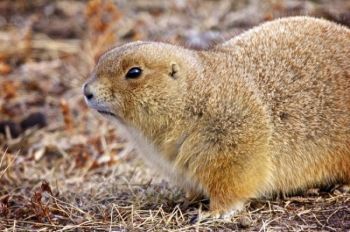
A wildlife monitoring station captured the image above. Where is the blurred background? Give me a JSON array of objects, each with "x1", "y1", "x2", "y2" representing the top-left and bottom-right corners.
[{"x1": 0, "y1": 0, "x2": 349, "y2": 230}]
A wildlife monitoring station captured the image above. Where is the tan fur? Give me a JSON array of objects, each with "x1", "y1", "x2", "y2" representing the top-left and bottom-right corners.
[{"x1": 83, "y1": 16, "x2": 350, "y2": 216}]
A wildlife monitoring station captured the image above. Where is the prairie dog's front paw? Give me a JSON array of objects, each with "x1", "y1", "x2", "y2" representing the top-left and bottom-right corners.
[{"x1": 198, "y1": 202, "x2": 245, "y2": 221}]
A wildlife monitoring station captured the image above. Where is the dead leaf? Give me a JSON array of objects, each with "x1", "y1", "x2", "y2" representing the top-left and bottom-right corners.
[
  {"x1": 2, "y1": 80, "x2": 18, "y2": 99},
  {"x1": 60, "y1": 99, "x2": 73, "y2": 131},
  {"x1": 0, "y1": 62, "x2": 11, "y2": 75},
  {"x1": 41, "y1": 180, "x2": 53, "y2": 196}
]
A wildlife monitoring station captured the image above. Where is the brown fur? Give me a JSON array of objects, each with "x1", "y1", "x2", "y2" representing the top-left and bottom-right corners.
[{"x1": 83, "y1": 16, "x2": 350, "y2": 216}]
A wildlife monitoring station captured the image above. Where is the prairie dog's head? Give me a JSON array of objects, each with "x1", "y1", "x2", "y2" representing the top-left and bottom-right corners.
[{"x1": 83, "y1": 41, "x2": 199, "y2": 126}]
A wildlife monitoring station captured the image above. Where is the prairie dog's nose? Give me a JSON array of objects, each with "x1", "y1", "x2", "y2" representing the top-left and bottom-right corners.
[{"x1": 83, "y1": 83, "x2": 94, "y2": 100}]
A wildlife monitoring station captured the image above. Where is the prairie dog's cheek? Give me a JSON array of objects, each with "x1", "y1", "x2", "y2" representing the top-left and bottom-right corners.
[{"x1": 109, "y1": 91, "x2": 124, "y2": 107}]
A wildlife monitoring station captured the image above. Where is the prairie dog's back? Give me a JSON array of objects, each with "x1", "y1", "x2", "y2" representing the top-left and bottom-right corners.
[{"x1": 220, "y1": 17, "x2": 350, "y2": 191}]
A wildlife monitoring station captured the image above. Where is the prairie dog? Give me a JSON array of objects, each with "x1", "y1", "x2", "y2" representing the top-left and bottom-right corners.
[{"x1": 83, "y1": 17, "x2": 350, "y2": 218}]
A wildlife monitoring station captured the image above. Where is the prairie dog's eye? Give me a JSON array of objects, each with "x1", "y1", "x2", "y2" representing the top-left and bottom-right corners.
[{"x1": 126, "y1": 67, "x2": 142, "y2": 79}]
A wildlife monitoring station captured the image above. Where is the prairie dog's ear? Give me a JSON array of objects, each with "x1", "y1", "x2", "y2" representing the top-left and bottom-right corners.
[{"x1": 169, "y1": 63, "x2": 179, "y2": 79}]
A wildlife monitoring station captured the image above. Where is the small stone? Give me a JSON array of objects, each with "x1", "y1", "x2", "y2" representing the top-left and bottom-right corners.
[
  {"x1": 238, "y1": 215, "x2": 252, "y2": 228},
  {"x1": 20, "y1": 112, "x2": 47, "y2": 131}
]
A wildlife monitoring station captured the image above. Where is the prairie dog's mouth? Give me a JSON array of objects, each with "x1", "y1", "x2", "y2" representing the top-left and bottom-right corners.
[
  {"x1": 84, "y1": 99, "x2": 124, "y2": 122},
  {"x1": 97, "y1": 110, "x2": 116, "y2": 117},
  {"x1": 96, "y1": 109, "x2": 124, "y2": 123},
  {"x1": 85, "y1": 100, "x2": 115, "y2": 116}
]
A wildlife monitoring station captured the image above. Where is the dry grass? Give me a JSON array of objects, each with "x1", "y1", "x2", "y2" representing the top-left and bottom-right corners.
[
  {"x1": 1, "y1": 151, "x2": 349, "y2": 231},
  {"x1": 0, "y1": 0, "x2": 350, "y2": 231}
]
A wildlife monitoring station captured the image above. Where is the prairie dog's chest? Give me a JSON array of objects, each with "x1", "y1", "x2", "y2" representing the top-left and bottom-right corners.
[
  {"x1": 116, "y1": 123, "x2": 182, "y2": 182},
  {"x1": 115, "y1": 123, "x2": 201, "y2": 192}
]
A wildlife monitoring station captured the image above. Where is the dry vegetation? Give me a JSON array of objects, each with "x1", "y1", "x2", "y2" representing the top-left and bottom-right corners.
[{"x1": 0, "y1": 0, "x2": 349, "y2": 231}]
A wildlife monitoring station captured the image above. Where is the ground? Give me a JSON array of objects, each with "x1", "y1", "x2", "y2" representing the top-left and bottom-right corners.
[{"x1": 0, "y1": 0, "x2": 349, "y2": 231}]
